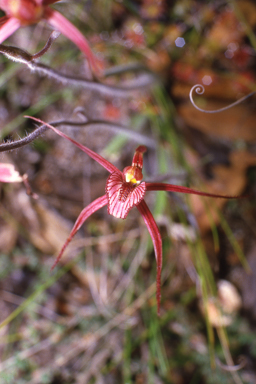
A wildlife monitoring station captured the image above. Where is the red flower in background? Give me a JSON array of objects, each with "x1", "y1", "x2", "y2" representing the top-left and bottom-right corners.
[
  {"x1": 0, "y1": 0, "x2": 102, "y2": 74},
  {"x1": 0, "y1": 162, "x2": 38, "y2": 198},
  {"x1": 0, "y1": 162, "x2": 23, "y2": 183},
  {"x1": 28, "y1": 116, "x2": 243, "y2": 315}
]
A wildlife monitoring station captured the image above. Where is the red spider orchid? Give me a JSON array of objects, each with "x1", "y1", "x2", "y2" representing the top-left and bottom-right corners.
[
  {"x1": 28, "y1": 117, "x2": 243, "y2": 315},
  {"x1": 0, "y1": 0, "x2": 102, "y2": 74}
]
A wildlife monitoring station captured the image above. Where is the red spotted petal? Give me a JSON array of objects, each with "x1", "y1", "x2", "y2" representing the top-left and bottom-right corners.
[{"x1": 106, "y1": 171, "x2": 146, "y2": 219}]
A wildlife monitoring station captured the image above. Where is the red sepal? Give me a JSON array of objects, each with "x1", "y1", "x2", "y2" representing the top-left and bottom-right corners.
[
  {"x1": 146, "y1": 182, "x2": 243, "y2": 199},
  {"x1": 45, "y1": 8, "x2": 104, "y2": 75},
  {"x1": 136, "y1": 200, "x2": 162, "y2": 316},
  {"x1": 51, "y1": 194, "x2": 108, "y2": 270},
  {"x1": 26, "y1": 117, "x2": 119, "y2": 174}
]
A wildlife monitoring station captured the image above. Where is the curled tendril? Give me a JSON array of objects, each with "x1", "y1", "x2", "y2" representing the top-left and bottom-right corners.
[{"x1": 190, "y1": 84, "x2": 256, "y2": 113}]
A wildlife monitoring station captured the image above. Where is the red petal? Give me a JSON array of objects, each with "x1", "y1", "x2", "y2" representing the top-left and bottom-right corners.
[
  {"x1": 44, "y1": 8, "x2": 104, "y2": 75},
  {"x1": 136, "y1": 200, "x2": 162, "y2": 316},
  {"x1": 26, "y1": 117, "x2": 119, "y2": 174},
  {"x1": 51, "y1": 194, "x2": 108, "y2": 270},
  {"x1": 146, "y1": 182, "x2": 243, "y2": 199},
  {"x1": 106, "y1": 172, "x2": 146, "y2": 219}
]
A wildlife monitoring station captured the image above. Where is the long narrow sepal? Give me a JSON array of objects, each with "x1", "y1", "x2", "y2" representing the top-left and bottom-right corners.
[
  {"x1": 51, "y1": 194, "x2": 108, "y2": 270},
  {"x1": 44, "y1": 8, "x2": 103, "y2": 75},
  {"x1": 136, "y1": 200, "x2": 162, "y2": 316},
  {"x1": 146, "y1": 182, "x2": 243, "y2": 199},
  {"x1": 26, "y1": 116, "x2": 119, "y2": 174},
  {"x1": 0, "y1": 17, "x2": 20, "y2": 43}
]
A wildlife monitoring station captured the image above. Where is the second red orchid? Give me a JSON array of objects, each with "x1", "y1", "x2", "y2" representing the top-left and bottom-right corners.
[{"x1": 0, "y1": 0, "x2": 102, "y2": 74}]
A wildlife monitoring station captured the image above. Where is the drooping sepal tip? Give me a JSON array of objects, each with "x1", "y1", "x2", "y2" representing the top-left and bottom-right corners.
[{"x1": 156, "y1": 264, "x2": 161, "y2": 316}]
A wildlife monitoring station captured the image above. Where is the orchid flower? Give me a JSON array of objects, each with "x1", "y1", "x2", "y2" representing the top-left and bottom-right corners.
[
  {"x1": 0, "y1": 0, "x2": 102, "y2": 74},
  {"x1": 28, "y1": 116, "x2": 243, "y2": 315},
  {"x1": 0, "y1": 162, "x2": 23, "y2": 183}
]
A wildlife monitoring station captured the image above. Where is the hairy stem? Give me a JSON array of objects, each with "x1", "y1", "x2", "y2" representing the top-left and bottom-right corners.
[{"x1": 0, "y1": 118, "x2": 155, "y2": 152}]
